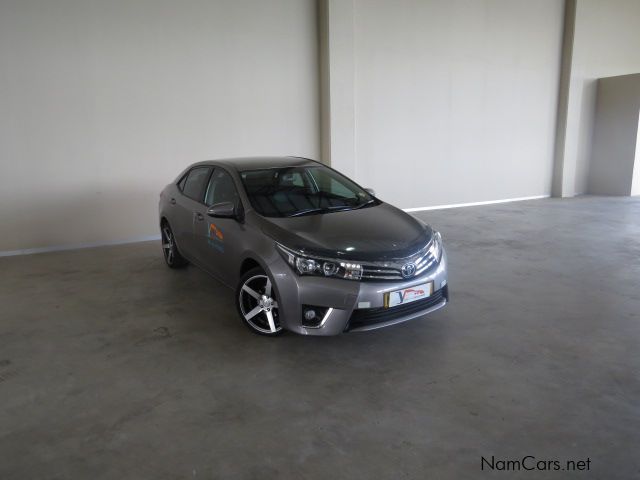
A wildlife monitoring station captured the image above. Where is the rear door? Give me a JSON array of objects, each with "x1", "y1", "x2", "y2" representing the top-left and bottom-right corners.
[{"x1": 173, "y1": 166, "x2": 212, "y2": 259}]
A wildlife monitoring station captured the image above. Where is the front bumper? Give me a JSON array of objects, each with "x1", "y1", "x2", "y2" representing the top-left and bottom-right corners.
[{"x1": 266, "y1": 249, "x2": 449, "y2": 336}]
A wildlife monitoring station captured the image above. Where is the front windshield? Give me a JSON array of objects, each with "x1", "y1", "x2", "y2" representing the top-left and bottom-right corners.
[{"x1": 240, "y1": 165, "x2": 377, "y2": 217}]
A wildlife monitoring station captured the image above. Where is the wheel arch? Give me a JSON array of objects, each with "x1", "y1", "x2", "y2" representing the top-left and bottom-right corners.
[
  {"x1": 239, "y1": 256, "x2": 262, "y2": 277},
  {"x1": 237, "y1": 253, "x2": 280, "y2": 298}
]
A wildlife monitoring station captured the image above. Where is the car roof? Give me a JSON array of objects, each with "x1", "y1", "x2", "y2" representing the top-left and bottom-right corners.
[{"x1": 191, "y1": 156, "x2": 320, "y2": 171}]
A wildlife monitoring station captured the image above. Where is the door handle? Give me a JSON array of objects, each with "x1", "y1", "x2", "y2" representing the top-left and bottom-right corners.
[
  {"x1": 195, "y1": 213, "x2": 204, "y2": 221},
  {"x1": 170, "y1": 198, "x2": 176, "y2": 205}
]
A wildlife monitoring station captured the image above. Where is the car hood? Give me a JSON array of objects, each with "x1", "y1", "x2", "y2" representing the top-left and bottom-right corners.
[{"x1": 258, "y1": 203, "x2": 433, "y2": 261}]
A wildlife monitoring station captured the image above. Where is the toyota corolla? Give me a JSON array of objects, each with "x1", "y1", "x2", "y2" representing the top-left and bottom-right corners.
[{"x1": 159, "y1": 156, "x2": 448, "y2": 336}]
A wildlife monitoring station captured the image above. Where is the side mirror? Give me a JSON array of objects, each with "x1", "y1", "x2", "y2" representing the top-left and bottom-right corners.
[
  {"x1": 207, "y1": 201, "x2": 238, "y2": 219},
  {"x1": 364, "y1": 188, "x2": 376, "y2": 197}
]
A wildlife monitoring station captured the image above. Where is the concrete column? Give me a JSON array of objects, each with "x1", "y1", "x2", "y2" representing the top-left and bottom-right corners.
[
  {"x1": 551, "y1": 0, "x2": 576, "y2": 198},
  {"x1": 317, "y1": 0, "x2": 356, "y2": 178}
]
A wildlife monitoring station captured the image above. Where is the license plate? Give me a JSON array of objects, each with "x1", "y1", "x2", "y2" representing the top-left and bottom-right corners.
[{"x1": 384, "y1": 282, "x2": 433, "y2": 308}]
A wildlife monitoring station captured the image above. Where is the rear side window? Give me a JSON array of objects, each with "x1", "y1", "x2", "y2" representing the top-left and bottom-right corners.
[
  {"x1": 177, "y1": 174, "x2": 188, "y2": 191},
  {"x1": 182, "y1": 167, "x2": 212, "y2": 201}
]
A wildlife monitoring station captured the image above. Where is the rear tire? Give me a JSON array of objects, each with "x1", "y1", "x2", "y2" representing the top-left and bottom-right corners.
[
  {"x1": 236, "y1": 267, "x2": 283, "y2": 336},
  {"x1": 161, "y1": 221, "x2": 188, "y2": 268}
]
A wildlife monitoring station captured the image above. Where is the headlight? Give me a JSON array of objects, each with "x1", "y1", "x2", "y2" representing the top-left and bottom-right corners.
[
  {"x1": 276, "y1": 243, "x2": 362, "y2": 280},
  {"x1": 428, "y1": 231, "x2": 443, "y2": 262}
]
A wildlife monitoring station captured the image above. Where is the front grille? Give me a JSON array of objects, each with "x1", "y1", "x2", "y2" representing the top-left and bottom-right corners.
[
  {"x1": 360, "y1": 266, "x2": 403, "y2": 280},
  {"x1": 346, "y1": 286, "x2": 448, "y2": 331},
  {"x1": 360, "y1": 243, "x2": 438, "y2": 281}
]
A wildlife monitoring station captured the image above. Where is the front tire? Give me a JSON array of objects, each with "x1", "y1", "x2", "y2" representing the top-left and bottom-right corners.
[
  {"x1": 161, "y1": 222, "x2": 188, "y2": 268},
  {"x1": 236, "y1": 267, "x2": 283, "y2": 336}
]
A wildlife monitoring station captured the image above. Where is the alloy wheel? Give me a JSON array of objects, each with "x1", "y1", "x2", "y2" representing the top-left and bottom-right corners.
[
  {"x1": 161, "y1": 225, "x2": 175, "y2": 266},
  {"x1": 238, "y1": 274, "x2": 282, "y2": 334}
]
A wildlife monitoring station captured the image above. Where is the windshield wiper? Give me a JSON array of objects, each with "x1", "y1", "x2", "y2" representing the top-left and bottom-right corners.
[
  {"x1": 287, "y1": 205, "x2": 356, "y2": 217},
  {"x1": 353, "y1": 199, "x2": 376, "y2": 209},
  {"x1": 287, "y1": 208, "x2": 325, "y2": 217}
]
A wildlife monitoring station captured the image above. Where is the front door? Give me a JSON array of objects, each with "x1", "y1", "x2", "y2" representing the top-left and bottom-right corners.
[{"x1": 192, "y1": 168, "x2": 244, "y2": 285}]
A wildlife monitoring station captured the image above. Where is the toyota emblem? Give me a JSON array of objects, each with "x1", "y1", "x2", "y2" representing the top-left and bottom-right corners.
[{"x1": 401, "y1": 263, "x2": 416, "y2": 278}]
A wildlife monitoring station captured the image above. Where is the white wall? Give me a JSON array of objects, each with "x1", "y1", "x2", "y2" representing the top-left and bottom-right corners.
[
  {"x1": 559, "y1": 0, "x2": 640, "y2": 196},
  {"x1": 4, "y1": 0, "x2": 640, "y2": 254},
  {"x1": 0, "y1": 0, "x2": 319, "y2": 252},
  {"x1": 351, "y1": 0, "x2": 564, "y2": 209}
]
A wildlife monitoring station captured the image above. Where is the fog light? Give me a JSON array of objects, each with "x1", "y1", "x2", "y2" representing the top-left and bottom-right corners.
[{"x1": 302, "y1": 305, "x2": 329, "y2": 327}]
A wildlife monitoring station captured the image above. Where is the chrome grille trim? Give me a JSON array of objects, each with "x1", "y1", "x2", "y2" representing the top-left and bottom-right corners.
[{"x1": 359, "y1": 242, "x2": 438, "y2": 281}]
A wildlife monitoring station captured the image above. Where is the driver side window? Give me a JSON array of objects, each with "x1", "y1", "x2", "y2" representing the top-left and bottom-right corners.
[{"x1": 205, "y1": 169, "x2": 240, "y2": 207}]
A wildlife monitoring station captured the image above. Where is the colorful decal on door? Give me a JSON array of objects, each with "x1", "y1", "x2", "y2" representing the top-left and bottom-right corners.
[{"x1": 208, "y1": 223, "x2": 225, "y2": 252}]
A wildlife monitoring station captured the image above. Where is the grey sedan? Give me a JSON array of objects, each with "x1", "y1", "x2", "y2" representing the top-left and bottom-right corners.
[{"x1": 159, "y1": 157, "x2": 448, "y2": 336}]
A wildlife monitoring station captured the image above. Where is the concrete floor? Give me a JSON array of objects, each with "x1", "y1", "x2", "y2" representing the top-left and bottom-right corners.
[{"x1": 1, "y1": 196, "x2": 639, "y2": 479}]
